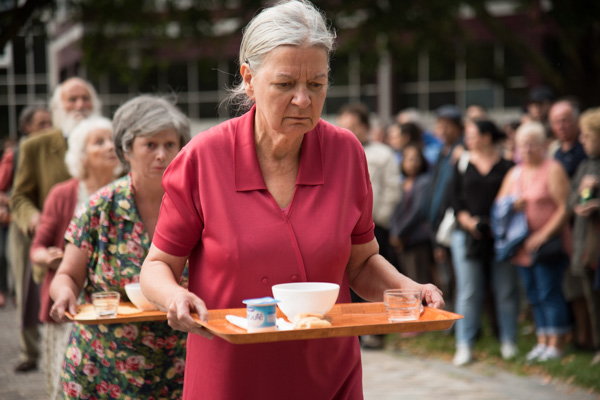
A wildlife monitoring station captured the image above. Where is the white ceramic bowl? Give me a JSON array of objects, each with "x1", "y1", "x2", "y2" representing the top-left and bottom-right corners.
[
  {"x1": 124, "y1": 283, "x2": 158, "y2": 311},
  {"x1": 271, "y1": 282, "x2": 340, "y2": 321}
]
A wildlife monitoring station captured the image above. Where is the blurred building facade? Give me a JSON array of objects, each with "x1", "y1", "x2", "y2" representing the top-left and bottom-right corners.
[{"x1": 1, "y1": 1, "x2": 551, "y2": 137}]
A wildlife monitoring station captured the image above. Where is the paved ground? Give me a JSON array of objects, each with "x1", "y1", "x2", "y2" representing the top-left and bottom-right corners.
[
  {"x1": 1, "y1": 303, "x2": 598, "y2": 399},
  {"x1": 362, "y1": 349, "x2": 599, "y2": 400}
]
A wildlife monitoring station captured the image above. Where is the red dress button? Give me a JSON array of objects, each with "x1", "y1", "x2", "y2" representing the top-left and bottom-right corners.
[
  {"x1": 261, "y1": 277, "x2": 268, "y2": 284},
  {"x1": 291, "y1": 275, "x2": 298, "y2": 281}
]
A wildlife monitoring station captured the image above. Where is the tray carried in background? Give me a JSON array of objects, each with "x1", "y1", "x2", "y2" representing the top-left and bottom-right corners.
[
  {"x1": 194, "y1": 302, "x2": 462, "y2": 344},
  {"x1": 66, "y1": 302, "x2": 167, "y2": 325}
]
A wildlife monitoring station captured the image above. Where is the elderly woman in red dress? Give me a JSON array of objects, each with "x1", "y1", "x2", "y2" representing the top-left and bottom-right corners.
[{"x1": 140, "y1": 1, "x2": 444, "y2": 399}]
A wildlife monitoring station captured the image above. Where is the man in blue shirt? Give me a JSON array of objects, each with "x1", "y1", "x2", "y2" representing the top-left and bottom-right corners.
[
  {"x1": 550, "y1": 98, "x2": 592, "y2": 352},
  {"x1": 551, "y1": 99, "x2": 586, "y2": 177}
]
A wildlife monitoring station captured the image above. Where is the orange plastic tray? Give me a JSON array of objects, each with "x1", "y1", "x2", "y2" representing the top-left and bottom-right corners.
[{"x1": 194, "y1": 302, "x2": 462, "y2": 344}]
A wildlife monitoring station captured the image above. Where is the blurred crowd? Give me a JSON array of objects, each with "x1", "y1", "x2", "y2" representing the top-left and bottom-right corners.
[
  {"x1": 335, "y1": 86, "x2": 600, "y2": 368},
  {"x1": 0, "y1": 75, "x2": 599, "y2": 398}
]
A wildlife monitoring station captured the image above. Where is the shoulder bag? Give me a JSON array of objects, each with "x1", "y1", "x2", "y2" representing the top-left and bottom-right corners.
[{"x1": 435, "y1": 151, "x2": 470, "y2": 247}]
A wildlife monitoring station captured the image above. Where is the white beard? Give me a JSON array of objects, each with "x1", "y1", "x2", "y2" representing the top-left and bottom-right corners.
[{"x1": 55, "y1": 107, "x2": 94, "y2": 137}]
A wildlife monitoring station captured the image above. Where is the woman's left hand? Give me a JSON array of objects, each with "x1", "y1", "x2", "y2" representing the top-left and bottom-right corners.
[
  {"x1": 524, "y1": 231, "x2": 547, "y2": 253},
  {"x1": 574, "y1": 199, "x2": 600, "y2": 217},
  {"x1": 420, "y1": 283, "x2": 445, "y2": 309},
  {"x1": 165, "y1": 290, "x2": 214, "y2": 339}
]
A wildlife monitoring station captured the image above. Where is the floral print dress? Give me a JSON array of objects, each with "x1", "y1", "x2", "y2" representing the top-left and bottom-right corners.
[{"x1": 60, "y1": 174, "x2": 186, "y2": 400}]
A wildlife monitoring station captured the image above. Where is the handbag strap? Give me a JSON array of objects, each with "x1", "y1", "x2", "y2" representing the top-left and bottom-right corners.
[
  {"x1": 512, "y1": 165, "x2": 523, "y2": 197},
  {"x1": 457, "y1": 151, "x2": 470, "y2": 175}
]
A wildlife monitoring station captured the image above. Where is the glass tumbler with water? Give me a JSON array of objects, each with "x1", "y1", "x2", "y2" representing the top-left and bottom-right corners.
[
  {"x1": 384, "y1": 289, "x2": 422, "y2": 322},
  {"x1": 92, "y1": 291, "x2": 120, "y2": 318}
]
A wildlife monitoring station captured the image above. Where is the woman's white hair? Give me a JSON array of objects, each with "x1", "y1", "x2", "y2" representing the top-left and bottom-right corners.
[
  {"x1": 224, "y1": 0, "x2": 336, "y2": 113},
  {"x1": 515, "y1": 121, "x2": 547, "y2": 146},
  {"x1": 65, "y1": 116, "x2": 114, "y2": 179}
]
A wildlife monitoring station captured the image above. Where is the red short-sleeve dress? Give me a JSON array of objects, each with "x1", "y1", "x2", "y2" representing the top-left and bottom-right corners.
[{"x1": 153, "y1": 106, "x2": 375, "y2": 400}]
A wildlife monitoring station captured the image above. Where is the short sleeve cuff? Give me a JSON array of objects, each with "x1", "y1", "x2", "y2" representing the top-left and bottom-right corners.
[
  {"x1": 152, "y1": 230, "x2": 193, "y2": 258},
  {"x1": 351, "y1": 223, "x2": 375, "y2": 245}
]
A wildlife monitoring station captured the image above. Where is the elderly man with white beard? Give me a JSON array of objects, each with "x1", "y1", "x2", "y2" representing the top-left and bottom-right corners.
[{"x1": 9, "y1": 77, "x2": 100, "y2": 374}]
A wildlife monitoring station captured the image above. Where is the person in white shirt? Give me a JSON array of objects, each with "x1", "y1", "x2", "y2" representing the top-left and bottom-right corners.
[{"x1": 337, "y1": 103, "x2": 402, "y2": 349}]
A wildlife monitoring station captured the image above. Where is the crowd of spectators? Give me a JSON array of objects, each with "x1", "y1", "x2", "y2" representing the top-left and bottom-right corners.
[{"x1": 346, "y1": 86, "x2": 600, "y2": 368}]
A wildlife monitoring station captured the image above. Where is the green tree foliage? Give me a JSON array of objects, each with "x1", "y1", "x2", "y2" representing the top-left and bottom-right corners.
[
  {"x1": 4, "y1": 1, "x2": 600, "y2": 107},
  {"x1": 0, "y1": 0, "x2": 53, "y2": 49},
  {"x1": 321, "y1": 0, "x2": 600, "y2": 107}
]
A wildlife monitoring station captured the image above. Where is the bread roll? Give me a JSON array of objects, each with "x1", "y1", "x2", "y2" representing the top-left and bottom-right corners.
[{"x1": 292, "y1": 314, "x2": 332, "y2": 329}]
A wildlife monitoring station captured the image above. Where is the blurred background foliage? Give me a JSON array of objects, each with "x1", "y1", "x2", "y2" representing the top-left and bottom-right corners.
[{"x1": 1, "y1": 0, "x2": 600, "y2": 106}]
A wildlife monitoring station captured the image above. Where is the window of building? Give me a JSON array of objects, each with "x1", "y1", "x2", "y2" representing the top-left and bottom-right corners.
[
  {"x1": 504, "y1": 87, "x2": 527, "y2": 108},
  {"x1": 197, "y1": 59, "x2": 219, "y2": 91},
  {"x1": 466, "y1": 43, "x2": 494, "y2": 79},
  {"x1": 429, "y1": 91, "x2": 457, "y2": 110},
  {"x1": 429, "y1": 47, "x2": 456, "y2": 82},
  {"x1": 108, "y1": 72, "x2": 129, "y2": 94},
  {"x1": 12, "y1": 37, "x2": 27, "y2": 75},
  {"x1": 396, "y1": 43, "x2": 526, "y2": 113},
  {"x1": 33, "y1": 36, "x2": 47, "y2": 74},
  {"x1": 198, "y1": 102, "x2": 220, "y2": 119},
  {"x1": 0, "y1": 105, "x2": 9, "y2": 136},
  {"x1": 465, "y1": 87, "x2": 495, "y2": 109},
  {"x1": 167, "y1": 62, "x2": 188, "y2": 92},
  {"x1": 330, "y1": 53, "x2": 350, "y2": 86}
]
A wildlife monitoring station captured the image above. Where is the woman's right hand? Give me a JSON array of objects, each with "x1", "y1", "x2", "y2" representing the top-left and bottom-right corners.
[
  {"x1": 50, "y1": 291, "x2": 78, "y2": 323},
  {"x1": 165, "y1": 290, "x2": 213, "y2": 339},
  {"x1": 458, "y1": 211, "x2": 481, "y2": 239},
  {"x1": 45, "y1": 247, "x2": 64, "y2": 270},
  {"x1": 513, "y1": 197, "x2": 526, "y2": 212}
]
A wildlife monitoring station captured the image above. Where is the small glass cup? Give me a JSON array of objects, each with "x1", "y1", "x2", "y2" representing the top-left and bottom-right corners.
[
  {"x1": 384, "y1": 289, "x2": 422, "y2": 322},
  {"x1": 92, "y1": 291, "x2": 120, "y2": 319}
]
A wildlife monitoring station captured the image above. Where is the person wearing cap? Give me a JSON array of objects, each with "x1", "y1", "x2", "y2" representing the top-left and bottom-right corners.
[
  {"x1": 396, "y1": 108, "x2": 443, "y2": 166},
  {"x1": 426, "y1": 105, "x2": 465, "y2": 311},
  {"x1": 526, "y1": 85, "x2": 555, "y2": 125},
  {"x1": 428, "y1": 105, "x2": 465, "y2": 234}
]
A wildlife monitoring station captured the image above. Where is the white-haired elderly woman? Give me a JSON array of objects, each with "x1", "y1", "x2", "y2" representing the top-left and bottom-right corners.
[
  {"x1": 30, "y1": 116, "x2": 119, "y2": 400},
  {"x1": 496, "y1": 121, "x2": 571, "y2": 362},
  {"x1": 49, "y1": 95, "x2": 190, "y2": 399},
  {"x1": 140, "y1": 1, "x2": 444, "y2": 398}
]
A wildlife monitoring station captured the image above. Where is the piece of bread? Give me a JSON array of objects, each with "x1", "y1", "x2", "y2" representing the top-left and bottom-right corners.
[
  {"x1": 117, "y1": 304, "x2": 143, "y2": 315},
  {"x1": 292, "y1": 314, "x2": 332, "y2": 329},
  {"x1": 294, "y1": 313, "x2": 325, "y2": 320}
]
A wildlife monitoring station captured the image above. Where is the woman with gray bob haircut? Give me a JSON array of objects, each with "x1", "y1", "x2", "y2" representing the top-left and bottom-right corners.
[
  {"x1": 113, "y1": 94, "x2": 191, "y2": 168},
  {"x1": 141, "y1": 1, "x2": 444, "y2": 398},
  {"x1": 49, "y1": 94, "x2": 190, "y2": 398}
]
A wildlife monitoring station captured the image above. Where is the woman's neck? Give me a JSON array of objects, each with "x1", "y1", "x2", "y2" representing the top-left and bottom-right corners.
[
  {"x1": 83, "y1": 169, "x2": 115, "y2": 195},
  {"x1": 255, "y1": 133, "x2": 303, "y2": 163},
  {"x1": 130, "y1": 171, "x2": 164, "y2": 205},
  {"x1": 403, "y1": 175, "x2": 415, "y2": 191},
  {"x1": 472, "y1": 144, "x2": 497, "y2": 158},
  {"x1": 524, "y1": 157, "x2": 545, "y2": 169}
]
